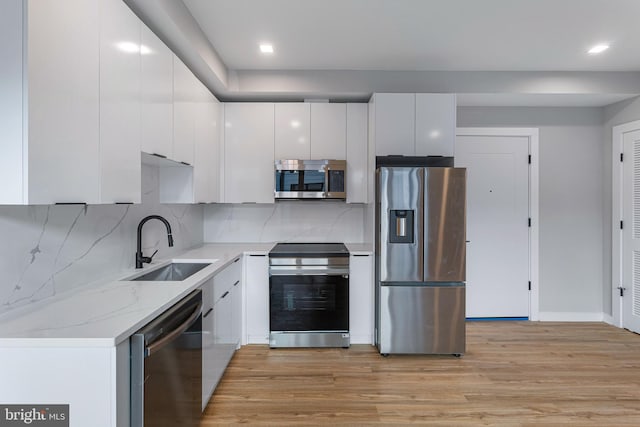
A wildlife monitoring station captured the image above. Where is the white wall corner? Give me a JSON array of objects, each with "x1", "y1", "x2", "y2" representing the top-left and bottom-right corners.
[{"x1": 602, "y1": 314, "x2": 614, "y2": 325}]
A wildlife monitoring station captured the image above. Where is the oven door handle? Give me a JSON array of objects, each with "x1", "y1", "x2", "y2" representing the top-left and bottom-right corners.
[{"x1": 270, "y1": 267, "x2": 349, "y2": 276}]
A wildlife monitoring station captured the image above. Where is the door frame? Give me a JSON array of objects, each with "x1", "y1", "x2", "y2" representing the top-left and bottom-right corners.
[
  {"x1": 611, "y1": 119, "x2": 640, "y2": 327},
  {"x1": 455, "y1": 127, "x2": 540, "y2": 320}
]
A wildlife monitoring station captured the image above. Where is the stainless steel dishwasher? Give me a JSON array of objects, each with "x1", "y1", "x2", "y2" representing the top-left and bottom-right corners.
[{"x1": 131, "y1": 289, "x2": 202, "y2": 427}]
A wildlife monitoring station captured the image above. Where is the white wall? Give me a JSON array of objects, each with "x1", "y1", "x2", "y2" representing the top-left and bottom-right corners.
[
  {"x1": 203, "y1": 202, "x2": 365, "y2": 243},
  {"x1": 0, "y1": 165, "x2": 203, "y2": 315},
  {"x1": 457, "y1": 107, "x2": 605, "y2": 317},
  {"x1": 603, "y1": 96, "x2": 640, "y2": 316}
]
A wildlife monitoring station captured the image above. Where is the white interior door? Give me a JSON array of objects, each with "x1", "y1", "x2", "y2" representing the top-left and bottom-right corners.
[
  {"x1": 622, "y1": 129, "x2": 640, "y2": 333},
  {"x1": 456, "y1": 135, "x2": 530, "y2": 318}
]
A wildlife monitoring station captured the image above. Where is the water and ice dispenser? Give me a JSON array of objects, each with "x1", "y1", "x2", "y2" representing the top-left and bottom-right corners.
[{"x1": 388, "y1": 209, "x2": 414, "y2": 243}]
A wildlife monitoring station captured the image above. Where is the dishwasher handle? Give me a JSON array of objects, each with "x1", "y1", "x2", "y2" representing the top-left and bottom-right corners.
[{"x1": 145, "y1": 300, "x2": 202, "y2": 357}]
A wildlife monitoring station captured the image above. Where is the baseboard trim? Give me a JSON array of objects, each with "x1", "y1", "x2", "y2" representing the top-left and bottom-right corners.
[
  {"x1": 246, "y1": 336, "x2": 269, "y2": 345},
  {"x1": 538, "y1": 312, "x2": 604, "y2": 322},
  {"x1": 350, "y1": 334, "x2": 374, "y2": 345}
]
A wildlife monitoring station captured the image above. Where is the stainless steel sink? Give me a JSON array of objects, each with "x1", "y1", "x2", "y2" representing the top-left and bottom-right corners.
[{"x1": 130, "y1": 262, "x2": 211, "y2": 281}]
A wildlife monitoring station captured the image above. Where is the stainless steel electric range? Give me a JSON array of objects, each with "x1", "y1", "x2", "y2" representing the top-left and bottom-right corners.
[{"x1": 268, "y1": 243, "x2": 350, "y2": 348}]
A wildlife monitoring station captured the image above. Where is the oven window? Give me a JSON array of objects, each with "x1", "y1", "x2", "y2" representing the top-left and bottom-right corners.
[{"x1": 270, "y1": 275, "x2": 348, "y2": 331}]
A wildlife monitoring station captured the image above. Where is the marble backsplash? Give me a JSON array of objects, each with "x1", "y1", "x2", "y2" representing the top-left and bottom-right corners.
[
  {"x1": 0, "y1": 165, "x2": 203, "y2": 315},
  {"x1": 203, "y1": 201, "x2": 365, "y2": 243}
]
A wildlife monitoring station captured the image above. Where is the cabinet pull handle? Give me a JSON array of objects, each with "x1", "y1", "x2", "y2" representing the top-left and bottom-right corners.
[
  {"x1": 221, "y1": 291, "x2": 230, "y2": 299},
  {"x1": 152, "y1": 153, "x2": 167, "y2": 159},
  {"x1": 353, "y1": 254, "x2": 370, "y2": 257},
  {"x1": 234, "y1": 258, "x2": 240, "y2": 263},
  {"x1": 233, "y1": 280, "x2": 239, "y2": 287},
  {"x1": 203, "y1": 308, "x2": 213, "y2": 318},
  {"x1": 115, "y1": 202, "x2": 134, "y2": 205},
  {"x1": 249, "y1": 254, "x2": 266, "y2": 257},
  {"x1": 54, "y1": 202, "x2": 87, "y2": 205},
  {"x1": 180, "y1": 161, "x2": 191, "y2": 166}
]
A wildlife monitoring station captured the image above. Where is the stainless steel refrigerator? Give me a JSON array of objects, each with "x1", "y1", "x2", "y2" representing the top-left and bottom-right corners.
[{"x1": 375, "y1": 163, "x2": 466, "y2": 355}]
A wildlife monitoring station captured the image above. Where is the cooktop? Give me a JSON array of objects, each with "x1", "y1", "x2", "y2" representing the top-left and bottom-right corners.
[{"x1": 269, "y1": 242, "x2": 349, "y2": 258}]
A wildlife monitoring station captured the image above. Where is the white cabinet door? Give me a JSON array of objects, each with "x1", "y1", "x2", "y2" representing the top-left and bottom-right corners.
[
  {"x1": 98, "y1": 0, "x2": 141, "y2": 204},
  {"x1": 173, "y1": 56, "x2": 195, "y2": 165},
  {"x1": 415, "y1": 93, "x2": 456, "y2": 156},
  {"x1": 310, "y1": 103, "x2": 346, "y2": 159},
  {"x1": 0, "y1": 0, "x2": 23, "y2": 204},
  {"x1": 0, "y1": 346, "x2": 122, "y2": 427},
  {"x1": 214, "y1": 286, "x2": 235, "y2": 360},
  {"x1": 213, "y1": 257, "x2": 241, "y2": 358},
  {"x1": 346, "y1": 103, "x2": 368, "y2": 203},
  {"x1": 244, "y1": 254, "x2": 270, "y2": 344},
  {"x1": 200, "y1": 278, "x2": 215, "y2": 411},
  {"x1": 349, "y1": 254, "x2": 374, "y2": 344},
  {"x1": 232, "y1": 276, "x2": 242, "y2": 348},
  {"x1": 194, "y1": 89, "x2": 221, "y2": 203},
  {"x1": 373, "y1": 93, "x2": 415, "y2": 156},
  {"x1": 275, "y1": 103, "x2": 310, "y2": 159},
  {"x1": 140, "y1": 25, "x2": 173, "y2": 158},
  {"x1": 224, "y1": 103, "x2": 275, "y2": 203},
  {"x1": 27, "y1": 0, "x2": 100, "y2": 204}
]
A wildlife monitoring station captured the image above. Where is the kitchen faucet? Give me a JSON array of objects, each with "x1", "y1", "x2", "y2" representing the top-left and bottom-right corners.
[{"x1": 136, "y1": 215, "x2": 174, "y2": 268}]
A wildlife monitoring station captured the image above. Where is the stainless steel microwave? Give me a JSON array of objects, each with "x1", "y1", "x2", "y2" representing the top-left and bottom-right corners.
[{"x1": 274, "y1": 159, "x2": 346, "y2": 200}]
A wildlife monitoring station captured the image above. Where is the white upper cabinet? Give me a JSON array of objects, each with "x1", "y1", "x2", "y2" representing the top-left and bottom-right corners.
[
  {"x1": 415, "y1": 93, "x2": 456, "y2": 156},
  {"x1": 372, "y1": 93, "x2": 456, "y2": 157},
  {"x1": 140, "y1": 25, "x2": 173, "y2": 159},
  {"x1": 98, "y1": 0, "x2": 141, "y2": 204},
  {"x1": 373, "y1": 93, "x2": 415, "y2": 156},
  {"x1": 173, "y1": 56, "x2": 196, "y2": 165},
  {"x1": 27, "y1": 0, "x2": 101, "y2": 204},
  {"x1": 223, "y1": 103, "x2": 275, "y2": 203},
  {"x1": 0, "y1": 0, "x2": 24, "y2": 204},
  {"x1": 194, "y1": 90, "x2": 221, "y2": 203},
  {"x1": 346, "y1": 103, "x2": 368, "y2": 203},
  {"x1": 275, "y1": 103, "x2": 310, "y2": 159},
  {"x1": 310, "y1": 103, "x2": 346, "y2": 159}
]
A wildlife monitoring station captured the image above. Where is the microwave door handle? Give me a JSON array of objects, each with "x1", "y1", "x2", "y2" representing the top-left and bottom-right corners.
[{"x1": 324, "y1": 167, "x2": 329, "y2": 197}]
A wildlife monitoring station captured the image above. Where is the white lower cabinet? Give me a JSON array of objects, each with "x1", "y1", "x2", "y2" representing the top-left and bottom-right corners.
[
  {"x1": 0, "y1": 342, "x2": 130, "y2": 427},
  {"x1": 200, "y1": 278, "x2": 216, "y2": 411},
  {"x1": 244, "y1": 254, "x2": 270, "y2": 344},
  {"x1": 349, "y1": 253, "x2": 374, "y2": 344},
  {"x1": 232, "y1": 273, "x2": 243, "y2": 348},
  {"x1": 202, "y1": 257, "x2": 242, "y2": 410}
]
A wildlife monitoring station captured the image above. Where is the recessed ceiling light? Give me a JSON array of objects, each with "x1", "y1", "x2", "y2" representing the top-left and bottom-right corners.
[
  {"x1": 588, "y1": 44, "x2": 609, "y2": 54},
  {"x1": 260, "y1": 44, "x2": 274, "y2": 54}
]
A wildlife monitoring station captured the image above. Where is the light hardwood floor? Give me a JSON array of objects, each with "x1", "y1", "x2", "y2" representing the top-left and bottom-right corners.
[{"x1": 201, "y1": 322, "x2": 640, "y2": 426}]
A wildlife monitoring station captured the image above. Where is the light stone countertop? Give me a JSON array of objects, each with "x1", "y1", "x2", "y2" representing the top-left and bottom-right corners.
[
  {"x1": 0, "y1": 243, "x2": 274, "y2": 348},
  {"x1": 0, "y1": 242, "x2": 372, "y2": 348}
]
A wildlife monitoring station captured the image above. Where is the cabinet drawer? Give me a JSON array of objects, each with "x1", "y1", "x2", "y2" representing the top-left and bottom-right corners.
[{"x1": 213, "y1": 257, "x2": 242, "y2": 302}]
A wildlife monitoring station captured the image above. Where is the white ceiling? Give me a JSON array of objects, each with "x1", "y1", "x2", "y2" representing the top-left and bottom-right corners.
[
  {"x1": 125, "y1": 0, "x2": 640, "y2": 105},
  {"x1": 184, "y1": 0, "x2": 640, "y2": 72}
]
